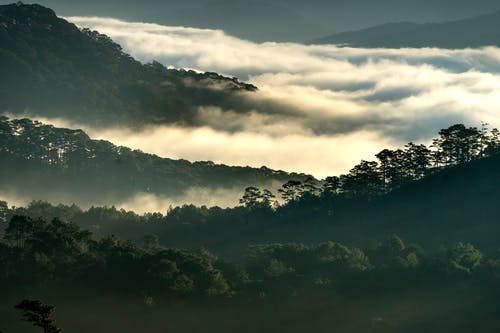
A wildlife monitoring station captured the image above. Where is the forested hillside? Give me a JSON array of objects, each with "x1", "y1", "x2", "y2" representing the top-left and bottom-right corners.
[
  {"x1": 0, "y1": 3, "x2": 257, "y2": 127},
  {"x1": 3, "y1": 122, "x2": 499, "y2": 256},
  {"x1": 2, "y1": 2, "x2": 500, "y2": 333},
  {"x1": 0, "y1": 117, "x2": 309, "y2": 206},
  {"x1": 1, "y1": 214, "x2": 499, "y2": 332}
]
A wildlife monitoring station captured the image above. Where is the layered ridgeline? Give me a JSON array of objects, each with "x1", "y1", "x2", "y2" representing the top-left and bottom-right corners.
[
  {"x1": 0, "y1": 2, "x2": 257, "y2": 127},
  {"x1": 1, "y1": 124, "x2": 500, "y2": 332},
  {"x1": 0, "y1": 117, "x2": 309, "y2": 206},
  {"x1": 3, "y1": 122, "x2": 500, "y2": 255},
  {"x1": 312, "y1": 9, "x2": 500, "y2": 48}
]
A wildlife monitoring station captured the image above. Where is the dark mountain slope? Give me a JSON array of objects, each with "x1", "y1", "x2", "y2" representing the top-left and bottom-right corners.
[
  {"x1": 0, "y1": 117, "x2": 309, "y2": 206},
  {"x1": 345, "y1": 154, "x2": 500, "y2": 248},
  {"x1": 0, "y1": 3, "x2": 257, "y2": 127},
  {"x1": 8, "y1": 149, "x2": 500, "y2": 258},
  {"x1": 312, "y1": 10, "x2": 500, "y2": 48},
  {"x1": 152, "y1": 153, "x2": 500, "y2": 255}
]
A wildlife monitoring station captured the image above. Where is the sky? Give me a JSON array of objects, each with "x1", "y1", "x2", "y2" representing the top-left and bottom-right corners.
[
  {"x1": 45, "y1": 16, "x2": 500, "y2": 179},
  {"x1": 2, "y1": 0, "x2": 500, "y2": 42}
]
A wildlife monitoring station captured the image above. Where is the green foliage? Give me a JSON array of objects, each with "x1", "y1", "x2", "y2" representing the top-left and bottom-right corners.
[
  {"x1": 278, "y1": 180, "x2": 305, "y2": 203},
  {"x1": 0, "y1": 117, "x2": 309, "y2": 204},
  {"x1": 1, "y1": 214, "x2": 500, "y2": 332},
  {"x1": 0, "y1": 215, "x2": 231, "y2": 299},
  {"x1": 239, "y1": 186, "x2": 277, "y2": 209},
  {"x1": 15, "y1": 299, "x2": 62, "y2": 333},
  {"x1": 340, "y1": 160, "x2": 382, "y2": 198},
  {"x1": 434, "y1": 124, "x2": 482, "y2": 166},
  {"x1": 0, "y1": 3, "x2": 258, "y2": 128},
  {"x1": 448, "y1": 242, "x2": 483, "y2": 274}
]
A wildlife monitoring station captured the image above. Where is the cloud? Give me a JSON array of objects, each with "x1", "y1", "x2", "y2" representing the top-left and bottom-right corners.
[
  {"x1": 116, "y1": 187, "x2": 244, "y2": 214},
  {"x1": 90, "y1": 124, "x2": 388, "y2": 180},
  {"x1": 0, "y1": 189, "x2": 30, "y2": 208},
  {"x1": 56, "y1": 16, "x2": 500, "y2": 177},
  {"x1": 0, "y1": 186, "x2": 245, "y2": 214}
]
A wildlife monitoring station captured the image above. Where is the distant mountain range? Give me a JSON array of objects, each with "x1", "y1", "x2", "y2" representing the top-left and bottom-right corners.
[
  {"x1": 1, "y1": 0, "x2": 500, "y2": 42},
  {"x1": 0, "y1": 3, "x2": 257, "y2": 128},
  {"x1": 0, "y1": 3, "x2": 312, "y2": 206},
  {"x1": 312, "y1": 10, "x2": 500, "y2": 48}
]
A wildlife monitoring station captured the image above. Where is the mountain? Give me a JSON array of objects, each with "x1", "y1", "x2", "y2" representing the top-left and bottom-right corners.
[
  {"x1": 3, "y1": 0, "x2": 500, "y2": 42},
  {"x1": 163, "y1": 152, "x2": 500, "y2": 254},
  {"x1": 311, "y1": 10, "x2": 500, "y2": 48},
  {"x1": 104, "y1": 152, "x2": 500, "y2": 254},
  {"x1": 0, "y1": 117, "x2": 309, "y2": 207},
  {"x1": 175, "y1": 0, "x2": 325, "y2": 42},
  {"x1": 0, "y1": 3, "x2": 257, "y2": 128},
  {"x1": 6, "y1": 126, "x2": 500, "y2": 256}
]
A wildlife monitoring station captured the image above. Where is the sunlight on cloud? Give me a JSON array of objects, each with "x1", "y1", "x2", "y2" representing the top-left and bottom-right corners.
[
  {"x1": 87, "y1": 125, "x2": 388, "y2": 179},
  {"x1": 117, "y1": 187, "x2": 244, "y2": 214},
  {"x1": 65, "y1": 16, "x2": 500, "y2": 177},
  {"x1": 13, "y1": 112, "x2": 388, "y2": 179}
]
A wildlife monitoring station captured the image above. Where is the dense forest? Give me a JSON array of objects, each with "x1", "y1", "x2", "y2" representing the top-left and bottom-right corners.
[
  {"x1": 1, "y1": 121, "x2": 500, "y2": 332},
  {"x1": 1, "y1": 215, "x2": 500, "y2": 332},
  {"x1": 0, "y1": 3, "x2": 258, "y2": 127},
  {"x1": 2, "y1": 121, "x2": 499, "y2": 256},
  {"x1": 2, "y1": 2, "x2": 500, "y2": 333},
  {"x1": 0, "y1": 117, "x2": 309, "y2": 206}
]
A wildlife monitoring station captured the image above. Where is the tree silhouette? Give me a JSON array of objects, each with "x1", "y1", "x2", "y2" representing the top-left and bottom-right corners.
[
  {"x1": 4, "y1": 215, "x2": 37, "y2": 248},
  {"x1": 486, "y1": 127, "x2": 500, "y2": 156},
  {"x1": 340, "y1": 160, "x2": 381, "y2": 198},
  {"x1": 321, "y1": 176, "x2": 340, "y2": 197},
  {"x1": 435, "y1": 124, "x2": 481, "y2": 166},
  {"x1": 302, "y1": 176, "x2": 321, "y2": 197},
  {"x1": 375, "y1": 149, "x2": 405, "y2": 191},
  {"x1": 15, "y1": 299, "x2": 62, "y2": 333},
  {"x1": 278, "y1": 180, "x2": 304, "y2": 203},
  {"x1": 240, "y1": 186, "x2": 276, "y2": 209}
]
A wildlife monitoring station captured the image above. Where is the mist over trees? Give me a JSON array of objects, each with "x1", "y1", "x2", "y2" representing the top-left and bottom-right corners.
[
  {"x1": 0, "y1": 117, "x2": 309, "y2": 206},
  {"x1": 2, "y1": 121, "x2": 500, "y2": 257},
  {"x1": 0, "y1": 3, "x2": 257, "y2": 128},
  {"x1": 2, "y1": 3, "x2": 500, "y2": 333}
]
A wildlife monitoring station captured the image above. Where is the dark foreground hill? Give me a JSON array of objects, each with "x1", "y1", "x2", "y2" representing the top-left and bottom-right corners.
[
  {"x1": 0, "y1": 2, "x2": 257, "y2": 127},
  {"x1": 0, "y1": 117, "x2": 309, "y2": 206},
  {"x1": 1, "y1": 143, "x2": 500, "y2": 333},
  {"x1": 312, "y1": 10, "x2": 500, "y2": 48},
  {"x1": 4, "y1": 123, "x2": 500, "y2": 256}
]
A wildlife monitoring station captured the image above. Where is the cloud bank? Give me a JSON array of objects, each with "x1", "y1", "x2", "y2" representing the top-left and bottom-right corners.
[
  {"x1": 64, "y1": 16, "x2": 500, "y2": 178},
  {"x1": 0, "y1": 186, "x2": 245, "y2": 215}
]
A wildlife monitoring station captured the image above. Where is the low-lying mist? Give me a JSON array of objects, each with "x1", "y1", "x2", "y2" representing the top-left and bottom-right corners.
[
  {"x1": 54, "y1": 17, "x2": 500, "y2": 177},
  {"x1": 116, "y1": 187, "x2": 244, "y2": 214},
  {"x1": 0, "y1": 185, "x2": 248, "y2": 214}
]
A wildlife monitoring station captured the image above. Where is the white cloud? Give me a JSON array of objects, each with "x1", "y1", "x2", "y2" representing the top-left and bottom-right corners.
[
  {"x1": 60, "y1": 16, "x2": 500, "y2": 177},
  {"x1": 14, "y1": 112, "x2": 388, "y2": 179},
  {"x1": 116, "y1": 187, "x2": 244, "y2": 214},
  {"x1": 89, "y1": 124, "x2": 388, "y2": 179}
]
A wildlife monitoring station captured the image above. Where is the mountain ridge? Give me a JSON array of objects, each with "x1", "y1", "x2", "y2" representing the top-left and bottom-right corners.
[
  {"x1": 311, "y1": 9, "x2": 500, "y2": 48},
  {"x1": 0, "y1": 2, "x2": 258, "y2": 128},
  {"x1": 4, "y1": 0, "x2": 500, "y2": 42},
  {"x1": 0, "y1": 116, "x2": 311, "y2": 207}
]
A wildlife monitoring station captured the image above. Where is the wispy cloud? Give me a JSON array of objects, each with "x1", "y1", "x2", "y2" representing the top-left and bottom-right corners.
[{"x1": 61, "y1": 16, "x2": 500, "y2": 177}]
